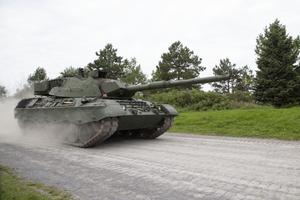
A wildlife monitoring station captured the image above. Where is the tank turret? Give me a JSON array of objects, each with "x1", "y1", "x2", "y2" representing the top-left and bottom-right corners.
[{"x1": 34, "y1": 69, "x2": 230, "y2": 98}]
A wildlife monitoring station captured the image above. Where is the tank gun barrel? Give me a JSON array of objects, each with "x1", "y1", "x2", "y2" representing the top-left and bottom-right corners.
[{"x1": 127, "y1": 75, "x2": 229, "y2": 92}]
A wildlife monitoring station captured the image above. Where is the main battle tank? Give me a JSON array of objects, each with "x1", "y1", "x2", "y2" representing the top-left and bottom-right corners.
[{"x1": 15, "y1": 70, "x2": 229, "y2": 147}]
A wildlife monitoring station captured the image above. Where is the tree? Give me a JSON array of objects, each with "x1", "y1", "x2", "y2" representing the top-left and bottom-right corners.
[
  {"x1": 87, "y1": 44, "x2": 123, "y2": 79},
  {"x1": 60, "y1": 66, "x2": 78, "y2": 77},
  {"x1": 235, "y1": 65, "x2": 254, "y2": 92},
  {"x1": 0, "y1": 85, "x2": 7, "y2": 98},
  {"x1": 121, "y1": 58, "x2": 147, "y2": 85},
  {"x1": 86, "y1": 43, "x2": 147, "y2": 84},
  {"x1": 152, "y1": 41, "x2": 205, "y2": 81},
  {"x1": 254, "y1": 19, "x2": 300, "y2": 107},
  {"x1": 212, "y1": 59, "x2": 255, "y2": 94},
  {"x1": 27, "y1": 67, "x2": 47, "y2": 84},
  {"x1": 212, "y1": 58, "x2": 239, "y2": 93}
]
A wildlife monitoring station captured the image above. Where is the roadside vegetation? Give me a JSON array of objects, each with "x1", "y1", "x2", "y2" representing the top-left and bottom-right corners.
[
  {"x1": 144, "y1": 89, "x2": 256, "y2": 111},
  {"x1": 171, "y1": 107, "x2": 300, "y2": 140},
  {"x1": 0, "y1": 165, "x2": 73, "y2": 200}
]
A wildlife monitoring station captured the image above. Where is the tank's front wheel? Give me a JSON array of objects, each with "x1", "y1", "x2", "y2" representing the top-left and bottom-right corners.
[
  {"x1": 65, "y1": 118, "x2": 119, "y2": 148},
  {"x1": 135, "y1": 116, "x2": 174, "y2": 139}
]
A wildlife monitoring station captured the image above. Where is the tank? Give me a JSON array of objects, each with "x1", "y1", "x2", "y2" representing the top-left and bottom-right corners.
[{"x1": 15, "y1": 69, "x2": 229, "y2": 148}]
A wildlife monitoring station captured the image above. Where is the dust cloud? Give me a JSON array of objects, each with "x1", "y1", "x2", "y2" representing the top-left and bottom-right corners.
[
  {"x1": 0, "y1": 98, "x2": 21, "y2": 140},
  {"x1": 0, "y1": 98, "x2": 70, "y2": 146}
]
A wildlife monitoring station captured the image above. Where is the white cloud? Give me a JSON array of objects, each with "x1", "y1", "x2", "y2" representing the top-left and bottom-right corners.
[{"x1": 0, "y1": 0, "x2": 300, "y2": 94}]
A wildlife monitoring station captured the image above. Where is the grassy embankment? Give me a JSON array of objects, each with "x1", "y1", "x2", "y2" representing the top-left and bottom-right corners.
[
  {"x1": 0, "y1": 165, "x2": 72, "y2": 200},
  {"x1": 171, "y1": 107, "x2": 300, "y2": 140}
]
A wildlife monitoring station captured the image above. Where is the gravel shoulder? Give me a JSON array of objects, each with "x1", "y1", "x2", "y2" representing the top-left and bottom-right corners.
[{"x1": 0, "y1": 133, "x2": 299, "y2": 200}]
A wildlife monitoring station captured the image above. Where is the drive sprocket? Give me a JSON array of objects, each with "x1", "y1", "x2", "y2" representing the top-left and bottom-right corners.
[{"x1": 135, "y1": 116, "x2": 173, "y2": 139}]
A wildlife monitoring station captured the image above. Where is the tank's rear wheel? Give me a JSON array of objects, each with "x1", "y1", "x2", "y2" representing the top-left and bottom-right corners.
[
  {"x1": 66, "y1": 118, "x2": 118, "y2": 148},
  {"x1": 135, "y1": 116, "x2": 174, "y2": 139}
]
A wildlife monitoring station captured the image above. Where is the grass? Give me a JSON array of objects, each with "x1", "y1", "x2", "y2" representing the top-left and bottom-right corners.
[
  {"x1": 171, "y1": 107, "x2": 300, "y2": 140},
  {"x1": 0, "y1": 165, "x2": 73, "y2": 200}
]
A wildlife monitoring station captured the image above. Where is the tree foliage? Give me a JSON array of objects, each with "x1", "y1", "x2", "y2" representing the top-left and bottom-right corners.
[
  {"x1": 60, "y1": 66, "x2": 78, "y2": 77},
  {"x1": 121, "y1": 58, "x2": 147, "y2": 85},
  {"x1": 18, "y1": 67, "x2": 47, "y2": 98},
  {"x1": 212, "y1": 58, "x2": 254, "y2": 94},
  {"x1": 212, "y1": 58, "x2": 239, "y2": 93},
  {"x1": 146, "y1": 89, "x2": 256, "y2": 111},
  {"x1": 235, "y1": 65, "x2": 255, "y2": 92},
  {"x1": 87, "y1": 44, "x2": 124, "y2": 79},
  {"x1": 0, "y1": 85, "x2": 7, "y2": 98},
  {"x1": 152, "y1": 41, "x2": 205, "y2": 81},
  {"x1": 254, "y1": 19, "x2": 300, "y2": 107},
  {"x1": 27, "y1": 67, "x2": 47, "y2": 84},
  {"x1": 86, "y1": 43, "x2": 147, "y2": 84}
]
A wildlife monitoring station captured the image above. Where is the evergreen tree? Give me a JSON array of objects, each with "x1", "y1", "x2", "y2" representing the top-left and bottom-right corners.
[
  {"x1": 121, "y1": 58, "x2": 147, "y2": 85},
  {"x1": 152, "y1": 41, "x2": 205, "y2": 81},
  {"x1": 60, "y1": 66, "x2": 78, "y2": 77},
  {"x1": 212, "y1": 58, "x2": 239, "y2": 93},
  {"x1": 0, "y1": 85, "x2": 7, "y2": 98},
  {"x1": 235, "y1": 65, "x2": 254, "y2": 93},
  {"x1": 87, "y1": 44, "x2": 123, "y2": 79},
  {"x1": 254, "y1": 19, "x2": 300, "y2": 106},
  {"x1": 27, "y1": 67, "x2": 47, "y2": 84},
  {"x1": 212, "y1": 59, "x2": 254, "y2": 94},
  {"x1": 86, "y1": 43, "x2": 147, "y2": 84}
]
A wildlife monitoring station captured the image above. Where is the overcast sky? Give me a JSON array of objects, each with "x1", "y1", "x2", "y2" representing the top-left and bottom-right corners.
[{"x1": 1, "y1": 0, "x2": 300, "y2": 94}]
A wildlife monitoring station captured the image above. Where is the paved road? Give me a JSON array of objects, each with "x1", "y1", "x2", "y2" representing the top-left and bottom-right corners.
[{"x1": 0, "y1": 133, "x2": 299, "y2": 200}]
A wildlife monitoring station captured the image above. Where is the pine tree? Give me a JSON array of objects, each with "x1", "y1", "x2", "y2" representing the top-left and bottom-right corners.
[
  {"x1": 87, "y1": 44, "x2": 123, "y2": 79},
  {"x1": 121, "y1": 58, "x2": 147, "y2": 85},
  {"x1": 255, "y1": 19, "x2": 300, "y2": 107},
  {"x1": 27, "y1": 67, "x2": 47, "y2": 84},
  {"x1": 86, "y1": 43, "x2": 147, "y2": 84},
  {"x1": 212, "y1": 58, "x2": 237, "y2": 93},
  {"x1": 152, "y1": 41, "x2": 205, "y2": 81},
  {"x1": 60, "y1": 66, "x2": 78, "y2": 77},
  {"x1": 234, "y1": 65, "x2": 254, "y2": 93}
]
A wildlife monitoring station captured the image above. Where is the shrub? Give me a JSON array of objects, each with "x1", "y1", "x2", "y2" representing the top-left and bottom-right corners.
[{"x1": 144, "y1": 89, "x2": 257, "y2": 111}]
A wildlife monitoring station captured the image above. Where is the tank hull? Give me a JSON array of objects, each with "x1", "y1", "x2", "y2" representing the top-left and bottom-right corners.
[
  {"x1": 15, "y1": 98, "x2": 177, "y2": 129},
  {"x1": 15, "y1": 97, "x2": 178, "y2": 147}
]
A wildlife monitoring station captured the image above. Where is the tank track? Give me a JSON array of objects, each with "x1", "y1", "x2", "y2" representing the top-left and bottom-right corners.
[
  {"x1": 67, "y1": 118, "x2": 118, "y2": 148},
  {"x1": 136, "y1": 116, "x2": 174, "y2": 139},
  {"x1": 18, "y1": 116, "x2": 172, "y2": 147}
]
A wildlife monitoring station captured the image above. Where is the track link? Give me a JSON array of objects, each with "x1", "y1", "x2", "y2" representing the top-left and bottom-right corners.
[
  {"x1": 136, "y1": 116, "x2": 174, "y2": 139},
  {"x1": 68, "y1": 118, "x2": 118, "y2": 148}
]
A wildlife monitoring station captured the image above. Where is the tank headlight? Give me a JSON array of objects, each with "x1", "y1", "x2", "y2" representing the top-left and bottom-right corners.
[{"x1": 122, "y1": 105, "x2": 126, "y2": 110}]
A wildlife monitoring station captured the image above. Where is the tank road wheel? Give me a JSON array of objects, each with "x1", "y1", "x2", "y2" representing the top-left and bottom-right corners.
[
  {"x1": 66, "y1": 118, "x2": 118, "y2": 148},
  {"x1": 136, "y1": 116, "x2": 174, "y2": 139}
]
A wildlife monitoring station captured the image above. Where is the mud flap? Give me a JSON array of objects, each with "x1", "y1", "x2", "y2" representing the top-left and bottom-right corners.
[{"x1": 161, "y1": 104, "x2": 178, "y2": 116}]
